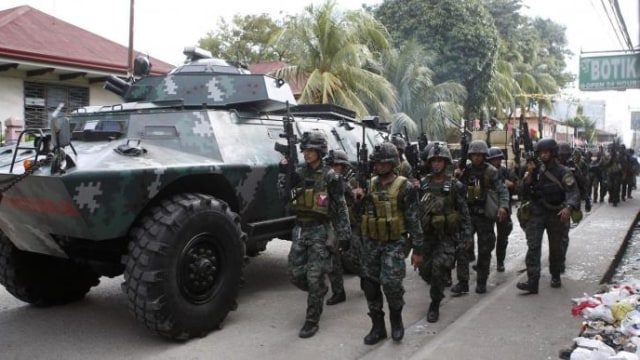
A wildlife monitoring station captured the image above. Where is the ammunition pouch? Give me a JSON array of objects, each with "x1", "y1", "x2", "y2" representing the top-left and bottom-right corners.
[
  {"x1": 293, "y1": 188, "x2": 329, "y2": 216},
  {"x1": 484, "y1": 189, "x2": 499, "y2": 221},
  {"x1": 516, "y1": 201, "x2": 531, "y2": 229},
  {"x1": 431, "y1": 215, "x2": 446, "y2": 232},
  {"x1": 445, "y1": 213, "x2": 461, "y2": 234},
  {"x1": 361, "y1": 214, "x2": 403, "y2": 242},
  {"x1": 571, "y1": 207, "x2": 583, "y2": 224}
]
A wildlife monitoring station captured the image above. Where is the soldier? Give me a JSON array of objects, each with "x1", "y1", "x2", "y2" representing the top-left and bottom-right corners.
[
  {"x1": 589, "y1": 151, "x2": 606, "y2": 203},
  {"x1": 391, "y1": 135, "x2": 413, "y2": 179},
  {"x1": 276, "y1": 131, "x2": 351, "y2": 338},
  {"x1": 418, "y1": 144, "x2": 471, "y2": 322},
  {"x1": 487, "y1": 147, "x2": 518, "y2": 272},
  {"x1": 352, "y1": 143, "x2": 424, "y2": 344},
  {"x1": 605, "y1": 144, "x2": 624, "y2": 206},
  {"x1": 571, "y1": 148, "x2": 592, "y2": 212},
  {"x1": 557, "y1": 142, "x2": 589, "y2": 272},
  {"x1": 324, "y1": 149, "x2": 359, "y2": 305},
  {"x1": 517, "y1": 138, "x2": 580, "y2": 293},
  {"x1": 453, "y1": 140, "x2": 509, "y2": 295}
]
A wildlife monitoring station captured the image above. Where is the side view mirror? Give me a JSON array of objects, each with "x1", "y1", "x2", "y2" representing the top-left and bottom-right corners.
[{"x1": 50, "y1": 115, "x2": 72, "y2": 148}]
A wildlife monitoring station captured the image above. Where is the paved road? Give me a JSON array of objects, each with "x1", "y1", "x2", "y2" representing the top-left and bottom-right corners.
[{"x1": 0, "y1": 200, "x2": 617, "y2": 360}]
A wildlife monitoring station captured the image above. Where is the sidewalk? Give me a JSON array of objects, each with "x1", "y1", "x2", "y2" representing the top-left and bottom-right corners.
[{"x1": 404, "y1": 197, "x2": 640, "y2": 360}]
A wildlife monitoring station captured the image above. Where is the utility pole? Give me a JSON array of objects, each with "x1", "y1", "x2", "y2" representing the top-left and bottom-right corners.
[{"x1": 127, "y1": 0, "x2": 135, "y2": 78}]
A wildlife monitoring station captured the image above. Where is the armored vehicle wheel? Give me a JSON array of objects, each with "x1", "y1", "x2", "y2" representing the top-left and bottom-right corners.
[
  {"x1": 0, "y1": 234, "x2": 100, "y2": 306},
  {"x1": 122, "y1": 193, "x2": 245, "y2": 340}
]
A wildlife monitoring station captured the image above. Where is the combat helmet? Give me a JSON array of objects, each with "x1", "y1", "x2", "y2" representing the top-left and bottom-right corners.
[
  {"x1": 427, "y1": 144, "x2": 452, "y2": 163},
  {"x1": 535, "y1": 138, "x2": 558, "y2": 156},
  {"x1": 557, "y1": 141, "x2": 572, "y2": 156},
  {"x1": 390, "y1": 135, "x2": 407, "y2": 151},
  {"x1": 370, "y1": 142, "x2": 400, "y2": 166},
  {"x1": 468, "y1": 140, "x2": 489, "y2": 155},
  {"x1": 420, "y1": 142, "x2": 438, "y2": 161},
  {"x1": 326, "y1": 149, "x2": 350, "y2": 166},
  {"x1": 487, "y1": 147, "x2": 505, "y2": 160},
  {"x1": 299, "y1": 131, "x2": 328, "y2": 155}
]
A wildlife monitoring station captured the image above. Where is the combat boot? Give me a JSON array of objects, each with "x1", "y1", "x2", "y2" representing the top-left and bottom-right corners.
[
  {"x1": 450, "y1": 281, "x2": 469, "y2": 295},
  {"x1": 476, "y1": 280, "x2": 487, "y2": 294},
  {"x1": 551, "y1": 275, "x2": 562, "y2": 288},
  {"x1": 427, "y1": 301, "x2": 440, "y2": 323},
  {"x1": 364, "y1": 311, "x2": 387, "y2": 345},
  {"x1": 326, "y1": 291, "x2": 346, "y2": 305},
  {"x1": 298, "y1": 320, "x2": 319, "y2": 338},
  {"x1": 389, "y1": 308, "x2": 404, "y2": 341},
  {"x1": 496, "y1": 261, "x2": 505, "y2": 272},
  {"x1": 516, "y1": 279, "x2": 539, "y2": 294}
]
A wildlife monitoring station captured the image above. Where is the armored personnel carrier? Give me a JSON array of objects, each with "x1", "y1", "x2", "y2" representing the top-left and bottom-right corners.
[{"x1": 0, "y1": 48, "x2": 387, "y2": 340}]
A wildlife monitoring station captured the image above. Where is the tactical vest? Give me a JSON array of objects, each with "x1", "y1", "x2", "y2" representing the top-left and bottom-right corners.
[
  {"x1": 420, "y1": 176, "x2": 461, "y2": 234},
  {"x1": 361, "y1": 175, "x2": 406, "y2": 241},
  {"x1": 292, "y1": 166, "x2": 330, "y2": 220},
  {"x1": 464, "y1": 164, "x2": 493, "y2": 206}
]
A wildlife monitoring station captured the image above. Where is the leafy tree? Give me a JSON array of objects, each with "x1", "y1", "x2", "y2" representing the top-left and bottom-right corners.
[
  {"x1": 197, "y1": 14, "x2": 285, "y2": 64},
  {"x1": 271, "y1": 0, "x2": 397, "y2": 119},
  {"x1": 375, "y1": 0, "x2": 499, "y2": 120},
  {"x1": 382, "y1": 40, "x2": 466, "y2": 140},
  {"x1": 566, "y1": 105, "x2": 596, "y2": 142}
]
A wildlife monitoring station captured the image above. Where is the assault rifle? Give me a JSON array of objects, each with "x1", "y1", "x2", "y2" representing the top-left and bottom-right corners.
[
  {"x1": 356, "y1": 125, "x2": 370, "y2": 189},
  {"x1": 511, "y1": 122, "x2": 522, "y2": 171},
  {"x1": 417, "y1": 118, "x2": 429, "y2": 153},
  {"x1": 404, "y1": 126, "x2": 421, "y2": 179},
  {"x1": 274, "y1": 103, "x2": 299, "y2": 206},
  {"x1": 458, "y1": 120, "x2": 469, "y2": 170},
  {"x1": 520, "y1": 113, "x2": 540, "y2": 172}
]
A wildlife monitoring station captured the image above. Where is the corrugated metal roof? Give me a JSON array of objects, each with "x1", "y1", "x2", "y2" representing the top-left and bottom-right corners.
[{"x1": 0, "y1": 5, "x2": 174, "y2": 75}]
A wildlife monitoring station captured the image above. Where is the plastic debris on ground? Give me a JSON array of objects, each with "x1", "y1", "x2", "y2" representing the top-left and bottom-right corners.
[{"x1": 563, "y1": 281, "x2": 640, "y2": 359}]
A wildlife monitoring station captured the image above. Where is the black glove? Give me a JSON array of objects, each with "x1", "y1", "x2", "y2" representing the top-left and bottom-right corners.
[{"x1": 339, "y1": 240, "x2": 350, "y2": 252}]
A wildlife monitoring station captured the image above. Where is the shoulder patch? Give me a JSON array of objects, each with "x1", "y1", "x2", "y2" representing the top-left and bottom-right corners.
[{"x1": 563, "y1": 173, "x2": 576, "y2": 187}]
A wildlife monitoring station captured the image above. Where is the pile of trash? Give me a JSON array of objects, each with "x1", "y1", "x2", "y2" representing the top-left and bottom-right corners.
[{"x1": 566, "y1": 281, "x2": 640, "y2": 359}]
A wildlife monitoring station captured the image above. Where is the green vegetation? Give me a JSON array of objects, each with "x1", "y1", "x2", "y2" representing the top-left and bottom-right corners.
[{"x1": 196, "y1": 0, "x2": 574, "y2": 140}]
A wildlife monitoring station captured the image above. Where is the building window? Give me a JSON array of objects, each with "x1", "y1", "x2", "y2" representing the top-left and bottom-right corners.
[{"x1": 23, "y1": 82, "x2": 89, "y2": 128}]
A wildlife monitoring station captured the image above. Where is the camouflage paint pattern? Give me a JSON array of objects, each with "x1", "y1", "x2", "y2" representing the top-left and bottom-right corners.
[
  {"x1": 280, "y1": 161, "x2": 351, "y2": 323},
  {"x1": 418, "y1": 174, "x2": 471, "y2": 302},
  {"x1": 360, "y1": 179, "x2": 423, "y2": 311},
  {"x1": 0, "y1": 59, "x2": 384, "y2": 268}
]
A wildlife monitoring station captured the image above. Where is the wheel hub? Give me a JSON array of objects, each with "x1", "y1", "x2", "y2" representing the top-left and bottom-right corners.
[{"x1": 179, "y1": 234, "x2": 220, "y2": 304}]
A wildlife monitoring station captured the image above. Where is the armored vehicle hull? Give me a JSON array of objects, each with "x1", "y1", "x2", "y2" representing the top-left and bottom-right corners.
[{"x1": 0, "y1": 54, "x2": 387, "y2": 340}]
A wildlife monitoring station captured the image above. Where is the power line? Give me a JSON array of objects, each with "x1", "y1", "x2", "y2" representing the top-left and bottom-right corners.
[
  {"x1": 610, "y1": 0, "x2": 635, "y2": 50},
  {"x1": 598, "y1": 0, "x2": 628, "y2": 50}
]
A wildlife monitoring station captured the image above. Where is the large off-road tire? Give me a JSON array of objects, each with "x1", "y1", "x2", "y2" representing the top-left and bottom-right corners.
[
  {"x1": 122, "y1": 193, "x2": 246, "y2": 340},
  {"x1": 0, "y1": 234, "x2": 100, "y2": 306}
]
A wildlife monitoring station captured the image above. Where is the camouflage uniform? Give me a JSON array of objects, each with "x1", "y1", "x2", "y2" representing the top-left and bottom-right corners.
[
  {"x1": 589, "y1": 152, "x2": 606, "y2": 203},
  {"x1": 517, "y1": 138, "x2": 580, "y2": 293},
  {"x1": 557, "y1": 142, "x2": 589, "y2": 272},
  {"x1": 277, "y1": 131, "x2": 351, "y2": 338},
  {"x1": 455, "y1": 140, "x2": 509, "y2": 294},
  {"x1": 325, "y1": 149, "x2": 359, "y2": 305},
  {"x1": 487, "y1": 147, "x2": 518, "y2": 272},
  {"x1": 605, "y1": 147, "x2": 624, "y2": 206},
  {"x1": 391, "y1": 135, "x2": 414, "y2": 179},
  {"x1": 358, "y1": 143, "x2": 423, "y2": 344},
  {"x1": 418, "y1": 145, "x2": 471, "y2": 322}
]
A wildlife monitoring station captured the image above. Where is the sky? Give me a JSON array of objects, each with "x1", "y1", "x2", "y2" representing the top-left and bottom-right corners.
[{"x1": 2, "y1": 0, "x2": 639, "y2": 141}]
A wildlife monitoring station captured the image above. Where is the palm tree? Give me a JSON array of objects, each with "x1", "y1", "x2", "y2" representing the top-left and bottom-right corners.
[
  {"x1": 271, "y1": 0, "x2": 398, "y2": 119},
  {"x1": 382, "y1": 40, "x2": 466, "y2": 140}
]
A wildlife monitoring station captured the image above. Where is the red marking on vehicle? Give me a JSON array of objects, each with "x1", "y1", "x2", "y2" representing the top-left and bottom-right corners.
[{"x1": 2, "y1": 195, "x2": 81, "y2": 217}]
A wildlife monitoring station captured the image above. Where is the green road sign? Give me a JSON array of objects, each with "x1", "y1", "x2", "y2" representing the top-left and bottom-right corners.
[{"x1": 579, "y1": 53, "x2": 640, "y2": 91}]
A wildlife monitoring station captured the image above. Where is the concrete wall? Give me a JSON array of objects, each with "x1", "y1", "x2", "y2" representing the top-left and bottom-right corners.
[{"x1": 0, "y1": 76, "x2": 24, "y2": 125}]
